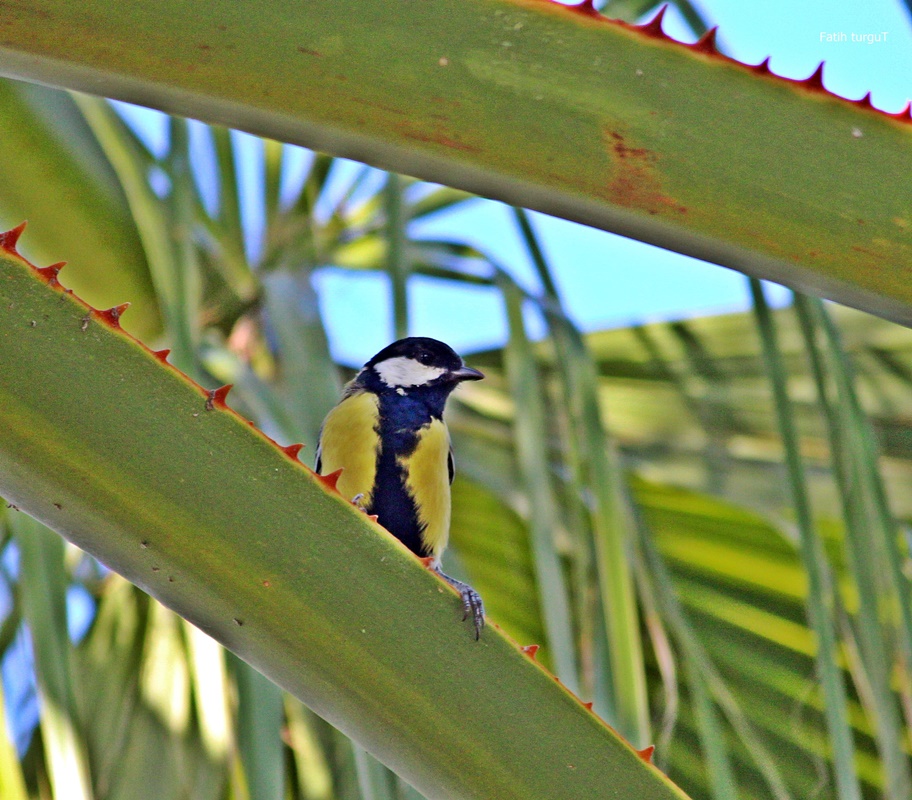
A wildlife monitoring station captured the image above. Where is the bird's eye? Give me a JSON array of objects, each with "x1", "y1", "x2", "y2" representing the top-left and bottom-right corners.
[{"x1": 416, "y1": 351, "x2": 433, "y2": 365}]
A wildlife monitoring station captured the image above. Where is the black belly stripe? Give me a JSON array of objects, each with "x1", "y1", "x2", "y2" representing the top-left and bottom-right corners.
[{"x1": 367, "y1": 392, "x2": 440, "y2": 558}]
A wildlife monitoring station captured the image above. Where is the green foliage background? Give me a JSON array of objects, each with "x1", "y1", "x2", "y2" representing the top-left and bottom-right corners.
[{"x1": 1, "y1": 1, "x2": 911, "y2": 799}]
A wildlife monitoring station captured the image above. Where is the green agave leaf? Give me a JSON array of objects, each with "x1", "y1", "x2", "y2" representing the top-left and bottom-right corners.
[
  {"x1": 0, "y1": 231, "x2": 688, "y2": 799},
  {"x1": 0, "y1": 78, "x2": 158, "y2": 338},
  {"x1": 1, "y1": 1, "x2": 911, "y2": 323}
]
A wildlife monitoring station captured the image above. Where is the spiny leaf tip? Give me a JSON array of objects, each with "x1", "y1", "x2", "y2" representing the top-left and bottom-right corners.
[
  {"x1": 282, "y1": 443, "x2": 304, "y2": 460},
  {"x1": 567, "y1": 0, "x2": 600, "y2": 17},
  {"x1": 803, "y1": 61, "x2": 826, "y2": 90},
  {"x1": 637, "y1": 5, "x2": 667, "y2": 38},
  {"x1": 752, "y1": 56, "x2": 772, "y2": 75},
  {"x1": 206, "y1": 384, "x2": 233, "y2": 411},
  {"x1": 317, "y1": 468, "x2": 344, "y2": 491},
  {"x1": 691, "y1": 27, "x2": 718, "y2": 55},
  {"x1": 97, "y1": 303, "x2": 130, "y2": 327},
  {"x1": 36, "y1": 262, "x2": 65, "y2": 285},
  {"x1": 0, "y1": 222, "x2": 27, "y2": 253},
  {"x1": 891, "y1": 101, "x2": 912, "y2": 120}
]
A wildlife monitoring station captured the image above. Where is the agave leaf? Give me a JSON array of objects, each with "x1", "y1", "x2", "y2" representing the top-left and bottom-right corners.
[
  {"x1": 0, "y1": 79, "x2": 158, "y2": 337},
  {"x1": 1, "y1": 1, "x2": 911, "y2": 323},
  {"x1": 0, "y1": 232, "x2": 688, "y2": 799}
]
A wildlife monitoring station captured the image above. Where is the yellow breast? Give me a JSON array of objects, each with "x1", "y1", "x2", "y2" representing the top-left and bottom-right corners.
[
  {"x1": 317, "y1": 391, "x2": 380, "y2": 506},
  {"x1": 400, "y1": 418, "x2": 451, "y2": 560}
]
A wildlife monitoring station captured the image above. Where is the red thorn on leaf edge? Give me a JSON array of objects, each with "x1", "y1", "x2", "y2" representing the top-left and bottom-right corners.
[
  {"x1": 206, "y1": 384, "x2": 233, "y2": 411},
  {"x1": 541, "y1": 0, "x2": 901, "y2": 125},
  {"x1": 636, "y1": 5, "x2": 667, "y2": 38},
  {"x1": 419, "y1": 555, "x2": 435, "y2": 568},
  {"x1": 4, "y1": 222, "x2": 343, "y2": 477},
  {"x1": 751, "y1": 56, "x2": 772, "y2": 75},
  {"x1": 317, "y1": 468, "x2": 343, "y2": 492},
  {"x1": 282, "y1": 443, "x2": 304, "y2": 461},
  {"x1": 690, "y1": 27, "x2": 718, "y2": 55},
  {"x1": 637, "y1": 745, "x2": 655, "y2": 764},
  {"x1": 802, "y1": 61, "x2": 826, "y2": 91},
  {"x1": 367, "y1": 514, "x2": 379, "y2": 522},
  {"x1": 36, "y1": 262, "x2": 65, "y2": 286},
  {"x1": 521, "y1": 644, "x2": 540, "y2": 660},
  {"x1": 0, "y1": 222, "x2": 27, "y2": 253},
  {"x1": 567, "y1": 0, "x2": 600, "y2": 18},
  {"x1": 855, "y1": 92, "x2": 873, "y2": 109},
  {"x1": 96, "y1": 303, "x2": 130, "y2": 327},
  {"x1": 583, "y1": 701, "x2": 593, "y2": 711}
]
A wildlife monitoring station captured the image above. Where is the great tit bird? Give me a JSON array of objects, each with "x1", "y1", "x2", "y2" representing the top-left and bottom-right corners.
[{"x1": 315, "y1": 337, "x2": 486, "y2": 638}]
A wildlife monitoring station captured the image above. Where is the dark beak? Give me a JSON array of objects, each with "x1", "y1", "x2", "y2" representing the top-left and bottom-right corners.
[{"x1": 451, "y1": 365, "x2": 484, "y2": 382}]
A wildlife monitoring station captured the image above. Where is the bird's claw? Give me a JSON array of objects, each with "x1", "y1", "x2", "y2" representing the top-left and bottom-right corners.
[
  {"x1": 434, "y1": 566, "x2": 485, "y2": 640},
  {"x1": 350, "y1": 493, "x2": 367, "y2": 512}
]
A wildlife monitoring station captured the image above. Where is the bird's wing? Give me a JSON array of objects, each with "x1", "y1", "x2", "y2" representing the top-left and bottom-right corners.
[{"x1": 448, "y1": 446, "x2": 455, "y2": 485}]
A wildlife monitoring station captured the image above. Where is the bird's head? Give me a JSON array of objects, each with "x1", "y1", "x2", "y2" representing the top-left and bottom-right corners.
[{"x1": 360, "y1": 337, "x2": 484, "y2": 396}]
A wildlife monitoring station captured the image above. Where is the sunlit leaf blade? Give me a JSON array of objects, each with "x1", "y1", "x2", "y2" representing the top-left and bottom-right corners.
[
  {"x1": 499, "y1": 279, "x2": 581, "y2": 694},
  {"x1": 0, "y1": 672, "x2": 28, "y2": 800},
  {"x1": 749, "y1": 280, "x2": 863, "y2": 800}
]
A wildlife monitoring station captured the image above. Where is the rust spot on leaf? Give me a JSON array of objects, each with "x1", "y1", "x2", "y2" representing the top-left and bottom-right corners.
[
  {"x1": 394, "y1": 121, "x2": 481, "y2": 153},
  {"x1": 602, "y1": 130, "x2": 686, "y2": 216}
]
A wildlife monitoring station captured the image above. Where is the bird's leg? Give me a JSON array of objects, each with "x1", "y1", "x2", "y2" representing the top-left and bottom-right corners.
[{"x1": 433, "y1": 565, "x2": 485, "y2": 640}]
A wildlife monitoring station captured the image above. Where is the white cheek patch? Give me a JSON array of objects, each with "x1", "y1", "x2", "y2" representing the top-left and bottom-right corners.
[{"x1": 375, "y1": 356, "x2": 446, "y2": 388}]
